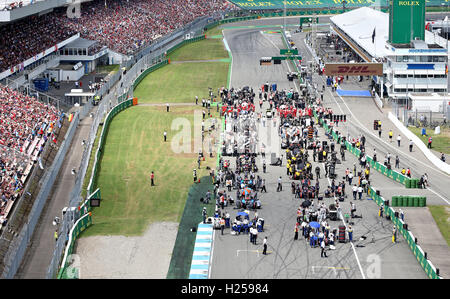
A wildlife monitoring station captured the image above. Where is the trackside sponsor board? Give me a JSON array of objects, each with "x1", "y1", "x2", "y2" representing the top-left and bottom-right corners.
[
  {"x1": 229, "y1": 0, "x2": 446, "y2": 10},
  {"x1": 324, "y1": 63, "x2": 383, "y2": 76}
]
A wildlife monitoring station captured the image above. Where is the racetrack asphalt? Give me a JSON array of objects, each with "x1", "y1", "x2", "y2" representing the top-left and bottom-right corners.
[{"x1": 208, "y1": 23, "x2": 443, "y2": 279}]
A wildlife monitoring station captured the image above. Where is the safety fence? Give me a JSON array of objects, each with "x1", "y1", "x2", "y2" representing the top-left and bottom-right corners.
[
  {"x1": 56, "y1": 212, "x2": 92, "y2": 279},
  {"x1": 86, "y1": 98, "x2": 135, "y2": 195},
  {"x1": 55, "y1": 99, "x2": 134, "y2": 279},
  {"x1": 368, "y1": 186, "x2": 442, "y2": 279},
  {"x1": 166, "y1": 35, "x2": 206, "y2": 56},
  {"x1": 313, "y1": 110, "x2": 419, "y2": 188},
  {"x1": 132, "y1": 60, "x2": 169, "y2": 92}
]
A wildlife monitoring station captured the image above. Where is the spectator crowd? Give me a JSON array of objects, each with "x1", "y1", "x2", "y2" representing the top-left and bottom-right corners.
[
  {"x1": 0, "y1": 84, "x2": 62, "y2": 225},
  {"x1": 0, "y1": 0, "x2": 233, "y2": 72}
]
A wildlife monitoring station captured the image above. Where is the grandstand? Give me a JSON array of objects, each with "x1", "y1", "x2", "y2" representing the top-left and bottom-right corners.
[
  {"x1": 0, "y1": 84, "x2": 62, "y2": 225},
  {"x1": 0, "y1": 0, "x2": 236, "y2": 279}
]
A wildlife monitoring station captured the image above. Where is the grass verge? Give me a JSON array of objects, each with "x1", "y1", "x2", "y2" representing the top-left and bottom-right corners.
[
  {"x1": 81, "y1": 106, "x2": 219, "y2": 237},
  {"x1": 428, "y1": 205, "x2": 450, "y2": 247},
  {"x1": 133, "y1": 62, "x2": 228, "y2": 104},
  {"x1": 408, "y1": 126, "x2": 450, "y2": 155},
  {"x1": 168, "y1": 38, "x2": 228, "y2": 61}
]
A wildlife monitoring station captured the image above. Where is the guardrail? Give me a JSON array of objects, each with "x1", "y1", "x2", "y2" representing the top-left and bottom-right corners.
[
  {"x1": 313, "y1": 110, "x2": 419, "y2": 187},
  {"x1": 368, "y1": 186, "x2": 442, "y2": 279},
  {"x1": 86, "y1": 97, "x2": 135, "y2": 195}
]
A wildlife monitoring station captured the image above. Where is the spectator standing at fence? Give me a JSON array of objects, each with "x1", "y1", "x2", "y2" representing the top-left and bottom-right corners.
[
  {"x1": 399, "y1": 209, "x2": 404, "y2": 222},
  {"x1": 427, "y1": 137, "x2": 432, "y2": 149},
  {"x1": 54, "y1": 230, "x2": 58, "y2": 242},
  {"x1": 441, "y1": 153, "x2": 446, "y2": 162}
]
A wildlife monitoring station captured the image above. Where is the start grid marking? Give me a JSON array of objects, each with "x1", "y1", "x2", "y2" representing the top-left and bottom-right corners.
[{"x1": 189, "y1": 223, "x2": 214, "y2": 279}]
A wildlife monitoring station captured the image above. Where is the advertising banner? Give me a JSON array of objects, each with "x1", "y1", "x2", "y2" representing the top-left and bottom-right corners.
[{"x1": 324, "y1": 63, "x2": 383, "y2": 76}]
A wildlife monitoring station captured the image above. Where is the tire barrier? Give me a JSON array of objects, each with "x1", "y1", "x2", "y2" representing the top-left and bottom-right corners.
[{"x1": 391, "y1": 196, "x2": 426, "y2": 207}]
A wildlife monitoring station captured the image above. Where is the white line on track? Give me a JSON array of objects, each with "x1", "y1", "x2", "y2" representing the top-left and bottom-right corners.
[
  {"x1": 321, "y1": 163, "x2": 366, "y2": 279},
  {"x1": 260, "y1": 31, "x2": 299, "y2": 93},
  {"x1": 307, "y1": 43, "x2": 449, "y2": 205}
]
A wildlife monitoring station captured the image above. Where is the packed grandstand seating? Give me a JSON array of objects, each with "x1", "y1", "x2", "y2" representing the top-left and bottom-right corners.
[
  {"x1": 0, "y1": 14, "x2": 77, "y2": 73},
  {"x1": 0, "y1": 84, "x2": 62, "y2": 223},
  {"x1": 62, "y1": 0, "x2": 232, "y2": 55},
  {"x1": 0, "y1": 0, "x2": 233, "y2": 73}
]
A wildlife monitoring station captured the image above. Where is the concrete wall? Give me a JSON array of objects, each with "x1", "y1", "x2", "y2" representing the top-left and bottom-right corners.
[{"x1": 388, "y1": 111, "x2": 450, "y2": 174}]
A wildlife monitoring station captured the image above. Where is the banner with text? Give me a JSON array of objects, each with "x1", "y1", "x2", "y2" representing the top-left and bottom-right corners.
[
  {"x1": 229, "y1": 0, "x2": 448, "y2": 10},
  {"x1": 324, "y1": 63, "x2": 383, "y2": 76}
]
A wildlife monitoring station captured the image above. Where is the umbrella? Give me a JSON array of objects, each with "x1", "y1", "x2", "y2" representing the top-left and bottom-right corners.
[
  {"x1": 309, "y1": 221, "x2": 320, "y2": 229},
  {"x1": 301, "y1": 200, "x2": 311, "y2": 208},
  {"x1": 242, "y1": 188, "x2": 252, "y2": 196},
  {"x1": 237, "y1": 211, "x2": 248, "y2": 216}
]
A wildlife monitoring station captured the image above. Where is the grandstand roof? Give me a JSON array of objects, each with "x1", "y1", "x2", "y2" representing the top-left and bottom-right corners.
[
  {"x1": 330, "y1": 7, "x2": 389, "y2": 59},
  {"x1": 330, "y1": 7, "x2": 450, "y2": 60}
]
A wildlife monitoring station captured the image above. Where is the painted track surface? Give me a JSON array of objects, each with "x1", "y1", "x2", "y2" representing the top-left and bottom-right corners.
[{"x1": 209, "y1": 24, "x2": 430, "y2": 279}]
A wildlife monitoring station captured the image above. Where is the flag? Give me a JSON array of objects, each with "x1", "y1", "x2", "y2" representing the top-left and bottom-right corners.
[
  {"x1": 372, "y1": 27, "x2": 376, "y2": 43},
  {"x1": 446, "y1": 64, "x2": 448, "y2": 75},
  {"x1": 68, "y1": 113, "x2": 74, "y2": 122}
]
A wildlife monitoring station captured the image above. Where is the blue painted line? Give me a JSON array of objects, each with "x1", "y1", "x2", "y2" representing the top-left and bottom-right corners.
[
  {"x1": 198, "y1": 224, "x2": 212, "y2": 228},
  {"x1": 196, "y1": 231, "x2": 212, "y2": 235},
  {"x1": 193, "y1": 247, "x2": 211, "y2": 251},
  {"x1": 195, "y1": 238, "x2": 212, "y2": 242},
  {"x1": 190, "y1": 264, "x2": 209, "y2": 270},
  {"x1": 189, "y1": 223, "x2": 214, "y2": 279},
  {"x1": 192, "y1": 255, "x2": 210, "y2": 261},
  {"x1": 189, "y1": 275, "x2": 207, "y2": 280}
]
